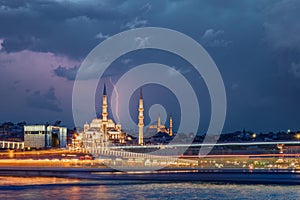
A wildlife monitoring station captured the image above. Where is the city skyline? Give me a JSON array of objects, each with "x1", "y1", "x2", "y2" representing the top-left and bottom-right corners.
[
  {"x1": 1, "y1": 1, "x2": 300, "y2": 133},
  {"x1": 1, "y1": 1, "x2": 300, "y2": 199}
]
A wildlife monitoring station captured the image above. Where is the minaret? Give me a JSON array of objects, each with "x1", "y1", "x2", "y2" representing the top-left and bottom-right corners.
[
  {"x1": 157, "y1": 115, "x2": 161, "y2": 132},
  {"x1": 169, "y1": 114, "x2": 173, "y2": 137},
  {"x1": 102, "y1": 84, "x2": 108, "y2": 143},
  {"x1": 138, "y1": 88, "x2": 144, "y2": 145},
  {"x1": 102, "y1": 84, "x2": 108, "y2": 122}
]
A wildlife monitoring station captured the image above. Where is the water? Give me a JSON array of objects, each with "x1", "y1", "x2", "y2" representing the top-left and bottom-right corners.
[{"x1": 0, "y1": 176, "x2": 299, "y2": 200}]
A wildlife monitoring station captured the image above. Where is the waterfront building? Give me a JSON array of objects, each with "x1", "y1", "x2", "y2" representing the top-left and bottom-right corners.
[{"x1": 24, "y1": 125, "x2": 67, "y2": 149}]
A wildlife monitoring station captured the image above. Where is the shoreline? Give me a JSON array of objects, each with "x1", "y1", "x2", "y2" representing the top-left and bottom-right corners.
[{"x1": 0, "y1": 167, "x2": 299, "y2": 185}]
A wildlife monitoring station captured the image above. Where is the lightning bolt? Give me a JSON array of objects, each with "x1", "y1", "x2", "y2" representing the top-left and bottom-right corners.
[{"x1": 110, "y1": 77, "x2": 120, "y2": 123}]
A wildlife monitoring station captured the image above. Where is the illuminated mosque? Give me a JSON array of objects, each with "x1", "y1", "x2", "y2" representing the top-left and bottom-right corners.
[
  {"x1": 74, "y1": 84, "x2": 173, "y2": 149},
  {"x1": 148, "y1": 115, "x2": 173, "y2": 137}
]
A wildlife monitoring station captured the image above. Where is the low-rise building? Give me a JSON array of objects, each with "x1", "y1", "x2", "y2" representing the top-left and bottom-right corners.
[{"x1": 24, "y1": 125, "x2": 67, "y2": 149}]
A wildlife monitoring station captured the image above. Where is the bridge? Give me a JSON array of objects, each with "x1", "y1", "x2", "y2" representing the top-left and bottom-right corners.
[
  {"x1": 71, "y1": 140, "x2": 300, "y2": 165},
  {"x1": 72, "y1": 146, "x2": 198, "y2": 166},
  {"x1": 108, "y1": 141, "x2": 300, "y2": 149},
  {"x1": 73, "y1": 140, "x2": 300, "y2": 155},
  {"x1": 0, "y1": 141, "x2": 24, "y2": 150}
]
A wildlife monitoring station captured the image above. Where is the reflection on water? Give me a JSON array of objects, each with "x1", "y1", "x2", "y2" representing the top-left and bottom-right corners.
[
  {"x1": 0, "y1": 176, "x2": 299, "y2": 200},
  {"x1": 0, "y1": 176, "x2": 80, "y2": 186}
]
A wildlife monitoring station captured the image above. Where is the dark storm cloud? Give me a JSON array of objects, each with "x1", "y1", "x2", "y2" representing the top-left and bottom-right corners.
[
  {"x1": 0, "y1": 0, "x2": 277, "y2": 59},
  {"x1": 53, "y1": 64, "x2": 123, "y2": 81},
  {"x1": 259, "y1": 0, "x2": 300, "y2": 107},
  {"x1": 0, "y1": 0, "x2": 154, "y2": 59},
  {"x1": 264, "y1": 0, "x2": 300, "y2": 52},
  {"x1": 262, "y1": 0, "x2": 300, "y2": 93},
  {"x1": 0, "y1": 0, "x2": 126, "y2": 22},
  {"x1": 1, "y1": 0, "x2": 300, "y2": 131},
  {"x1": 26, "y1": 87, "x2": 62, "y2": 112},
  {"x1": 1, "y1": 36, "x2": 41, "y2": 52},
  {"x1": 53, "y1": 65, "x2": 79, "y2": 80}
]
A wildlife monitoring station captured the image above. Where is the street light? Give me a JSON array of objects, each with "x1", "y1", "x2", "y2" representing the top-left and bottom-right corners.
[{"x1": 295, "y1": 133, "x2": 300, "y2": 140}]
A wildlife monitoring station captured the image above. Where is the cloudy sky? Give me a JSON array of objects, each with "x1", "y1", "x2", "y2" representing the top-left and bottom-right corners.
[{"x1": 1, "y1": 0, "x2": 300, "y2": 134}]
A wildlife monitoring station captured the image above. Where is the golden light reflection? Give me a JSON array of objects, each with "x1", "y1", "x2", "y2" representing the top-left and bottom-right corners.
[{"x1": 0, "y1": 176, "x2": 80, "y2": 186}]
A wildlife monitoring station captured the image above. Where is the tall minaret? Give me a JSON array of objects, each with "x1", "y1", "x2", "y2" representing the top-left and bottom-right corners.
[
  {"x1": 169, "y1": 114, "x2": 173, "y2": 137},
  {"x1": 102, "y1": 84, "x2": 109, "y2": 144},
  {"x1": 102, "y1": 84, "x2": 108, "y2": 122},
  {"x1": 138, "y1": 88, "x2": 144, "y2": 145},
  {"x1": 157, "y1": 115, "x2": 161, "y2": 132}
]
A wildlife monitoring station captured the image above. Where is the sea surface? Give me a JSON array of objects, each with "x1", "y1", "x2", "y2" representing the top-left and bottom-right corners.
[{"x1": 0, "y1": 176, "x2": 299, "y2": 200}]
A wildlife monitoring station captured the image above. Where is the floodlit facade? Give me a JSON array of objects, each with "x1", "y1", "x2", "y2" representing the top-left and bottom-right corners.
[
  {"x1": 73, "y1": 85, "x2": 175, "y2": 149},
  {"x1": 138, "y1": 88, "x2": 144, "y2": 145},
  {"x1": 78, "y1": 85, "x2": 126, "y2": 150},
  {"x1": 24, "y1": 125, "x2": 67, "y2": 149},
  {"x1": 149, "y1": 115, "x2": 173, "y2": 137}
]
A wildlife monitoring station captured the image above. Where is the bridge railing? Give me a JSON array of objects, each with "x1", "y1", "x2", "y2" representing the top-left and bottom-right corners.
[{"x1": 0, "y1": 141, "x2": 24, "y2": 149}]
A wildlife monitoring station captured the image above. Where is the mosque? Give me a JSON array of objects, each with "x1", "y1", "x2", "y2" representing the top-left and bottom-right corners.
[
  {"x1": 73, "y1": 84, "x2": 173, "y2": 149},
  {"x1": 148, "y1": 115, "x2": 173, "y2": 137}
]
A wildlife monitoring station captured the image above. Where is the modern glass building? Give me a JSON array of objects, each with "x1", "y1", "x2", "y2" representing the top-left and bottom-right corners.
[{"x1": 24, "y1": 125, "x2": 67, "y2": 149}]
